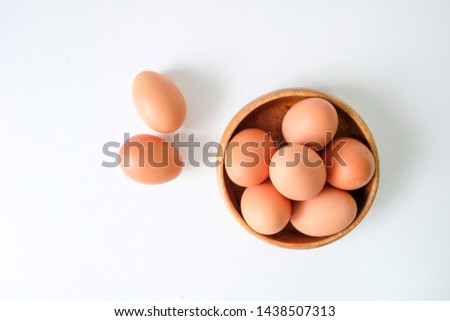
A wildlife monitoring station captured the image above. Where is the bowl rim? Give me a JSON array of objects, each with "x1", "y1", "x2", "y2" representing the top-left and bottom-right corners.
[{"x1": 216, "y1": 88, "x2": 380, "y2": 249}]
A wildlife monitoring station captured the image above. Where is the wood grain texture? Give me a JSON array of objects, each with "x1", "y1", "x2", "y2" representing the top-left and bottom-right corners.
[{"x1": 216, "y1": 88, "x2": 380, "y2": 249}]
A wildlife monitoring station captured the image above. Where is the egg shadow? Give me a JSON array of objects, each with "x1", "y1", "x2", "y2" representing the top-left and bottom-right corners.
[
  {"x1": 163, "y1": 68, "x2": 223, "y2": 135},
  {"x1": 163, "y1": 68, "x2": 224, "y2": 170},
  {"x1": 169, "y1": 131, "x2": 219, "y2": 171},
  {"x1": 315, "y1": 84, "x2": 415, "y2": 211}
]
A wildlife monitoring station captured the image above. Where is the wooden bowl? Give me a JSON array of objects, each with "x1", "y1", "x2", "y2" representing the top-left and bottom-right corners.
[{"x1": 217, "y1": 88, "x2": 380, "y2": 249}]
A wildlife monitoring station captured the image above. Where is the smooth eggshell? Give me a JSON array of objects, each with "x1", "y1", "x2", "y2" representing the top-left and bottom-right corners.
[
  {"x1": 269, "y1": 144, "x2": 326, "y2": 201},
  {"x1": 282, "y1": 98, "x2": 338, "y2": 150},
  {"x1": 241, "y1": 181, "x2": 291, "y2": 235},
  {"x1": 290, "y1": 186, "x2": 357, "y2": 237},
  {"x1": 132, "y1": 71, "x2": 186, "y2": 133},
  {"x1": 225, "y1": 128, "x2": 277, "y2": 187},
  {"x1": 321, "y1": 137, "x2": 375, "y2": 190},
  {"x1": 119, "y1": 134, "x2": 183, "y2": 184}
]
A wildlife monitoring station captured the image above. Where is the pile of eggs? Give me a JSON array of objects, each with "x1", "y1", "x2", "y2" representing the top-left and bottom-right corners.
[
  {"x1": 224, "y1": 98, "x2": 375, "y2": 237},
  {"x1": 118, "y1": 71, "x2": 376, "y2": 240}
]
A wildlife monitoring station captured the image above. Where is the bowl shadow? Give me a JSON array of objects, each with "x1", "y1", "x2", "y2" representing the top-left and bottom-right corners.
[{"x1": 321, "y1": 85, "x2": 414, "y2": 212}]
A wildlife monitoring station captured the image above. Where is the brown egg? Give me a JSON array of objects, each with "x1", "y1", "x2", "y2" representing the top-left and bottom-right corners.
[
  {"x1": 321, "y1": 137, "x2": 375, "y2": 190},
  {"x1": 241, "y1": 181, "x2": 291, "y2": 235},
  {"x1": 119, "y1": 134, "x2": 183, "y2": 184},
  {"x1": 282, "y1": 98, "x2": 338, "y2": 150},
  {"x1": 290, "y1": 186, "x2": 357, "y2": 237},
  {"x1": 132, "y1": 71, "x2": 186, "y2": 133},
  {"x1": 269, "y1": 144, "x2": 326, "y2": 201},
  {"x1": 224, "y1": 128, "x2": 277, "y2": 187}
]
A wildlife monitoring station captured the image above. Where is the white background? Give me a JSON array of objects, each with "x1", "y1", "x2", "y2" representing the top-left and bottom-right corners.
[{"x1": 1, "y1": 0, "x2": 449, "y2": 300}]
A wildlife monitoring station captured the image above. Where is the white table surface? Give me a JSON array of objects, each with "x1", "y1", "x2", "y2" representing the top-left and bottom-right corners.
[{"x1": 1, "y1": 0, "x2": 449, "y2": 300}]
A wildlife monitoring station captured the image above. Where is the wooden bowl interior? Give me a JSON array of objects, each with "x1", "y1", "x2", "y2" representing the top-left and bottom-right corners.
[{"x1": 218, "y1": 89, "x2": 379, "y2": 249}]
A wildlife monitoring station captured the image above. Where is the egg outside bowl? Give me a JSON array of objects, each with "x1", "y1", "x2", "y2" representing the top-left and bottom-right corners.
[{"x1": 216, "y1": 89, "x2": 380, "y2": 249}]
